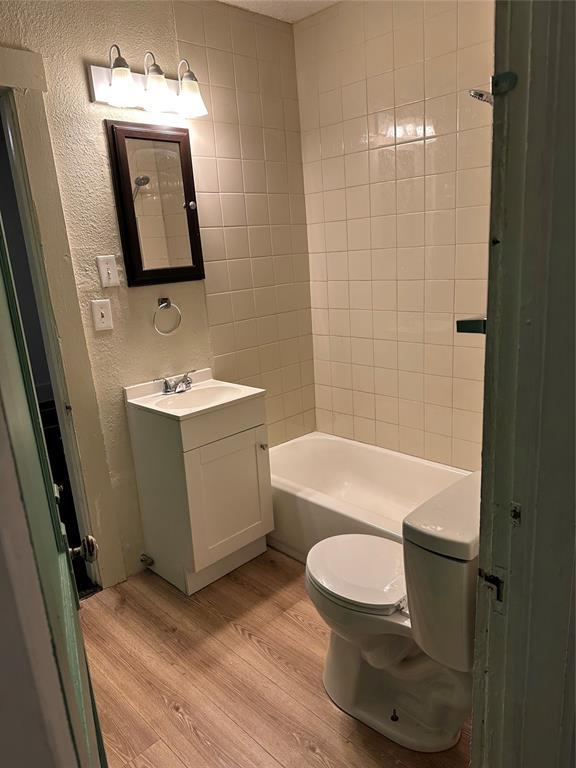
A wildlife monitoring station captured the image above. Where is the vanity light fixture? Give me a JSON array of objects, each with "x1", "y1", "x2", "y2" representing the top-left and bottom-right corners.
[
  {"x1": 177, "y1": 59, "x2": 208, "y2": 118},
  {"x1": 89, "y1": 48, "x2": 209, "y2": 117},
  {"x1": 143, "y1": 51, "x2": 174, "y2": 112},
  {"x1": 107, "y1": 44, "x2": 136, "y2": 108}
]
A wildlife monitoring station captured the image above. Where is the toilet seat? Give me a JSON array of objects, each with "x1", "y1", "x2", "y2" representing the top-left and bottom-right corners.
[{"x1": 306, "y1": 534, "x2": 407, "y2": 615}]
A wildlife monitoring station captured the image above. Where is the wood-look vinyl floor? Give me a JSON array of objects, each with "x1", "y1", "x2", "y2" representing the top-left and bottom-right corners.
[{"x1": 81, "y1": 549, "x2": 471, "y2": 768}]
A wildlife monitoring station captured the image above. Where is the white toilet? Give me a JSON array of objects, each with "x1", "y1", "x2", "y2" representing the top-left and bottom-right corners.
[{"x1": 305, "y1": 471, "x2": 481, "y2": 752}]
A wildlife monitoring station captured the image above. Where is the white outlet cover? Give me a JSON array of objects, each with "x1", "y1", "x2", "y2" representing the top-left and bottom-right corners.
[
  {"x1": 91, "y1": 299, "x2": 113, "y2": 331},
  {"x1": 96, "y1": 255, "x2": 120, "y2": 287}
]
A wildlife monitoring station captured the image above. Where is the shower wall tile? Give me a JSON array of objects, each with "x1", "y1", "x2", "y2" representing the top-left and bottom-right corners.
[
  {"x1": 295, "y1": 0, "x2": 494, "y2": 470},
  {"x1": 176, "y1": 1, "x2": 314, "y2": 445}
]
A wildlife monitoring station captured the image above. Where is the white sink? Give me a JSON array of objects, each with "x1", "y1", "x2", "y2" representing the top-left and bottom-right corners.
[
  {"x1": 155, "y1": 384, "x2": 243, "y2": 412},
  {"x1": 124, "y1": 370, "x2": 264, "y2": 420}
]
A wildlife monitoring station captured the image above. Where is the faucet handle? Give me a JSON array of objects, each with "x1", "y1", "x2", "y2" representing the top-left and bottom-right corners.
[
  {"x1": 153, "y1": 376, "x2": 172, "y2": 393},
  {"x1": 178, "y1": 370, "x2": 196, "y2": 391},
  {"x1": 182, "y1": 370, "x2": 196, "y2": 385},
  {"x1": 154, "y1": 372, "x2": 196, "y2": 395}
]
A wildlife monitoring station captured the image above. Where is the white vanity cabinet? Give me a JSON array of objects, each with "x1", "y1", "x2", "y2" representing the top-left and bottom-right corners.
[
  {"x1": 184, "y1": 425, "x2": 271, "y2": 571},
  {"x1": 125, "y1": 371, "x2": 273, "y2": 595}
]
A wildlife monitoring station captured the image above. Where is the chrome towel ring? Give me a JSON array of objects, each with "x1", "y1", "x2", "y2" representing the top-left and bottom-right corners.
[{"x1": 153, "y1": 297, "x2": 182, "y2": 336}]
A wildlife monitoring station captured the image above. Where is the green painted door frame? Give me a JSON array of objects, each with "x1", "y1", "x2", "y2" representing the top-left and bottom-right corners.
[
  {"x1": 0, "y1": 213, "x2": 107, "y2": 765},
  {"x1": 472, "y1": 1, "x2": 575, "y2": 766}
]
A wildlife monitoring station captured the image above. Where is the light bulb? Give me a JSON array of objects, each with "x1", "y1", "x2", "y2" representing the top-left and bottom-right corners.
[
  {"x1": 107, "y1": 44, "x2": 136, "y2": 108},
  {"x1": 144, "y1": 51, "x2": 176, "y2": 113},
  {"x1": 177, "y1": 61, "x2": 208, "y2": 118}
]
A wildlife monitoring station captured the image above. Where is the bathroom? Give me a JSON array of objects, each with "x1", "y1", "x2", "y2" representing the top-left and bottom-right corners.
[{"x1": 0, "y1": 2, "x2": 573, "y2": 767}]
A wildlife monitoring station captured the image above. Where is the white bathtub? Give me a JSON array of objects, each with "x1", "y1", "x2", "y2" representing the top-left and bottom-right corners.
[{"x1": 268, "y1": 432, "x2": 468, "y2": 562}]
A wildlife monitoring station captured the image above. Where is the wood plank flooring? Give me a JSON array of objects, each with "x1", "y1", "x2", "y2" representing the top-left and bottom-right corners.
[{"x1": 81, "y1": 549, "x2": 471, "y2": 768}]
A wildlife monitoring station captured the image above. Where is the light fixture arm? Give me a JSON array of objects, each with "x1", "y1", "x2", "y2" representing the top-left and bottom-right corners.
[
  {"x1": 144, "y1": 51, "x2": 164, "y2": 77},
  {"x1": 177, "y1": 58, "x2": 190, "y2": 88},
  {"x1": 109, "y1": 44, "x2": 121, "y2": 68},
  {"x1": 109, "y1": 44, "x2": 130, "y2": 85},
  {"x1": 144, "y1": 51, "x2": 155, "y2": 73},
  {"x1": 177, "y1": 58, "x2": 199, "y2": 89}
]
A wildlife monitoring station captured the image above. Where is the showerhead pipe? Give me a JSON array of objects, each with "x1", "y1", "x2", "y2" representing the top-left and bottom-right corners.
[
  {"x1": 132, "y1": 175, "x2": 150, "y2": 200},
  {"x1": 469, "y1": 89, "x2": 494, "y2": 106}
]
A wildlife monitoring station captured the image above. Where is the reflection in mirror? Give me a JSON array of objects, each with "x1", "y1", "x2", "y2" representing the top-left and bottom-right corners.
[{"x1": 125, "y1": 138, "x2": 193, "y2": 270}]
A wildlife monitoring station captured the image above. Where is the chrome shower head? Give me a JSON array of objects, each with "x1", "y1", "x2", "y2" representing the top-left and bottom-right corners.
[
  {"x1": 132, "y1": 175, "x2": 151, "y2": 200},
  {"x1": 469, "y1": 89, "x2": 494, "y2": 106}
]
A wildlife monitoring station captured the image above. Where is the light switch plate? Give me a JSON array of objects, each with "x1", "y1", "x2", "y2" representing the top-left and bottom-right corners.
[
  {"x1": 91, "y1": 299, "x2": 113, "y2": 331},
  {"x1": 96, "y1": 255, "x2": 120, "y2": 287}
]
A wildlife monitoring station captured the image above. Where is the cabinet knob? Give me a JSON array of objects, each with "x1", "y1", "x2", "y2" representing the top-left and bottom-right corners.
[{"x1": 259, "y1": 443, "x2": 268, "y2": 451}]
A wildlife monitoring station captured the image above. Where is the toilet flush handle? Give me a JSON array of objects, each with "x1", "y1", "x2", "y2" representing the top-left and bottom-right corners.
[{"x1": 456, "y1": 317, "x2": 487, "y2": 334}]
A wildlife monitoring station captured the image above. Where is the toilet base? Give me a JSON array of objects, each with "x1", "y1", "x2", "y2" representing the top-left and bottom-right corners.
[{"x1": 323, "y1": 633, "x2": 465, "y2": 753}]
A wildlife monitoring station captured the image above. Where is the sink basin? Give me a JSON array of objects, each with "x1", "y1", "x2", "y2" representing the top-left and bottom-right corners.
[
  {"x1": 124, "y1": 371, "x2": 264, "y2": 420},
  {"x1": 151, "y1": 384, "x2": 245, "y2": 413}
]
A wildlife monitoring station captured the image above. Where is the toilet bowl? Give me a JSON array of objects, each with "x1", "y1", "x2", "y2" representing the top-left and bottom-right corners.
[{"x1": 305, "y1": 472, "x2": 481, "y2": 753}]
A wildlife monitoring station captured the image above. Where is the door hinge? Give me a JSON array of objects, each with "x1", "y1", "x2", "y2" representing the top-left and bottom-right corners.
[
  {"x1": 491, "y1": 71, "x2": 518, "y2": 96},
  {"x1": 479, "y1": 568, "x2": 505, "y2": 602}
]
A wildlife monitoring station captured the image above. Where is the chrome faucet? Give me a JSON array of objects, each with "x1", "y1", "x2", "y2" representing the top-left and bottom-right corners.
[{"x1": 159, "y1": 371, "x2": 196, "y2": 394}]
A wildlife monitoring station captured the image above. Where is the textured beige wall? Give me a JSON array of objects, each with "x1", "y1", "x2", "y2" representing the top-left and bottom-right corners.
[
  {"x1": 0, "y1": 1, "x2": 212, "y2": 575},
  {"x1": 0, "y1": 0, "x2": 311, "y2": 578}
]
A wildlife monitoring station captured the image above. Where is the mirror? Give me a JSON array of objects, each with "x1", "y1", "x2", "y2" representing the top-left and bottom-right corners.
[
  {"x1": 106, "y1": 121, "x2": 204, "y2": 286},
  {"x1": 126, "y1": 138, "x2": 193, "y2": 270}
]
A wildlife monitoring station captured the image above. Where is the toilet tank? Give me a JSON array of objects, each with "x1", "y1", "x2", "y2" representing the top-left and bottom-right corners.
[{"x1": 402, "y1": 472, "x2": 481, "y2": 672}]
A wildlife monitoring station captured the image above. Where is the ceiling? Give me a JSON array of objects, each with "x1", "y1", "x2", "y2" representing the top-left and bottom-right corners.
[{"x1": 223, "y1": 0, "x2": 337, "y2": 24}]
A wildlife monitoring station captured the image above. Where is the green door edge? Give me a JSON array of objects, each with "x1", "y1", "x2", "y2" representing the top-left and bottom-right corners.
[{"x1": 0, "y1": 215, "x2": 107, "y2": 766}]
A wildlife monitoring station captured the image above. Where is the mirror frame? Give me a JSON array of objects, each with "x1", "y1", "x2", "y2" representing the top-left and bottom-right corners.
[{"x1": 105, "y1": 120, "x2": 204, "y2": 286}]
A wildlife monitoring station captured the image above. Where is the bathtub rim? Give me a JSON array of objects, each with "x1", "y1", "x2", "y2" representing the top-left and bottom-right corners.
[
  {"x1": 270, "y1": 431, "x2": 469, "y2": 546},
  {"x1": 271, "y1": 431, "x2": 469, "y2": 473}
]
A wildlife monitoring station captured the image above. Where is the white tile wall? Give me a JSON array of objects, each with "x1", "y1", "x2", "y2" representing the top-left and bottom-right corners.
[
  {"x1": 294, "y1": 0, "x2": 494, "y2": 470},
  {"x1": 175, "y1": 1, "x2": 315, "y2": 444}
]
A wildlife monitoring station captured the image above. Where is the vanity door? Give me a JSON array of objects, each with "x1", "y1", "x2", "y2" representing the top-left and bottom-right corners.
[{"x1": 184, "y1": 426, "x2": 273, "y2": 571}]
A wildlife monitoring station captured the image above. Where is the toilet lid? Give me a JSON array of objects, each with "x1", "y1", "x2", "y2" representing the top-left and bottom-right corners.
[{"x1": 306, "y1": 534, "x2": 406, "y2": 614}]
